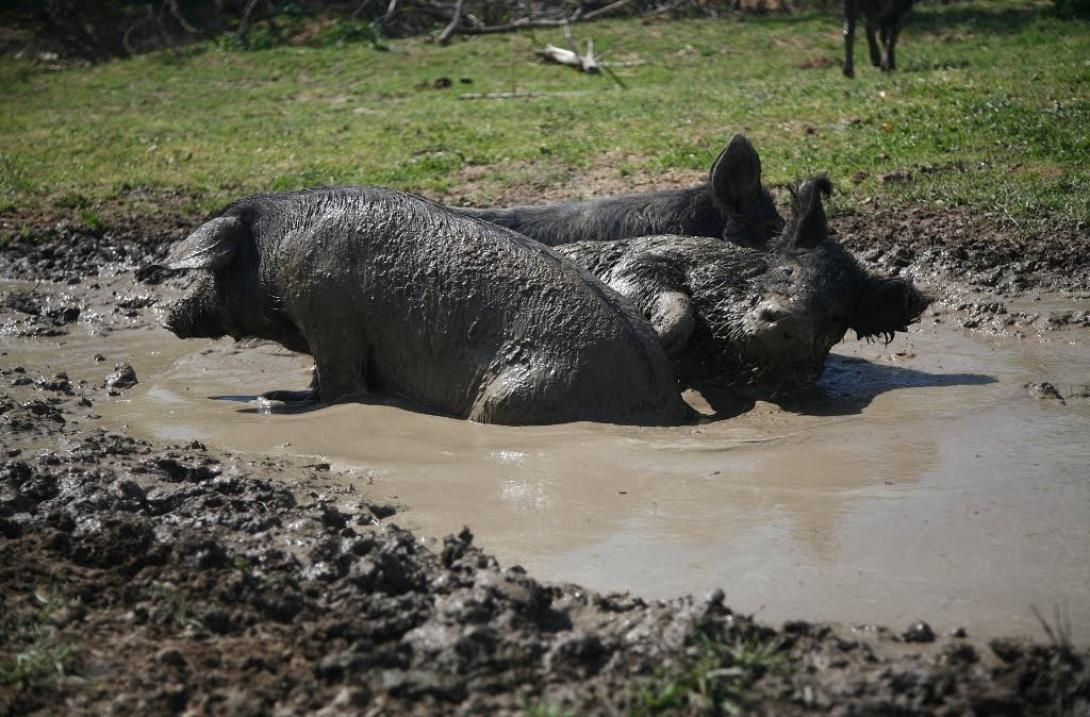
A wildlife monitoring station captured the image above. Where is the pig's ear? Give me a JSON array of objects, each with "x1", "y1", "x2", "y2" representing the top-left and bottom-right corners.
[
  {"x1": 709, "y1": 134, "x2": 762, "y2": 210},
  {"x1": 851, "y1": 276, "x2": 933, "y2": 342},
  {"x1": 162, "y1": 216, "x2": 246, "y2": 271},
  {"x1": 784, "y1": 175, "x2": 831, "y2": 249}
]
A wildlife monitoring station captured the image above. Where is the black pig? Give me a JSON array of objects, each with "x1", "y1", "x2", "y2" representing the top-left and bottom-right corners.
[
  {"x1": 460, "y1": 134, "x2": 785, "y2": 249},
  {"x1": 159, "y1": 187, "x2": 689, "y2": 426},
  {"x1": 554, "y1": 177, "x2": 931, "y2": 398}
]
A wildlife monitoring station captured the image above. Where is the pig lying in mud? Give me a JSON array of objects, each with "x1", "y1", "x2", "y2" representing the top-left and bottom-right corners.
[
  {"x1": 159, "y1": 187, "x2": 689, "y2": 426},
  {"x1": 460, "y1": 134, "x2": 785, "y2": 249},
  {"x1": 553, "y1": 177, "x2": 932, "y2": 398}
]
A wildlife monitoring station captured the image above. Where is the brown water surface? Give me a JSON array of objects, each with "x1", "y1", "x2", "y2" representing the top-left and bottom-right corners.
[{"x1": 6, "y1": 287, "x2": 1089, "y2": 642}]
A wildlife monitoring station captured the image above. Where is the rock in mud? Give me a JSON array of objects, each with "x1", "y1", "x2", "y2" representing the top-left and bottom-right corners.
[
  {"x1": 156, "y1": 648, "x2": 188, "y2": 669},
  {"x1": 105, "y1": 363, "x2": 138, "y2": 390},
  {"x1": 1026, "y1": 382, "x2": 1065, "y2": 404},
  {"x1": 902, "y1": 620, "x2": 936, "y2": 643}
]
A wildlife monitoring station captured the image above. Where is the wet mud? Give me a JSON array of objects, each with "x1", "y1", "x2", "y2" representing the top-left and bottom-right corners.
[{"x1": 2, "y1": 201, "x2": 1090, "y2": 714}]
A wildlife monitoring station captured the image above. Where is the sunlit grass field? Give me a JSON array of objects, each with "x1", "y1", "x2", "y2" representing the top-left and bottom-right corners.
[{"x1": 1, "y1": 0, "x2": 1087, "y2": 227}]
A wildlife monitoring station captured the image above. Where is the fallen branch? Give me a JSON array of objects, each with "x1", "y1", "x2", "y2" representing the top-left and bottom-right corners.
[
  {"x1": 536, "y1": 24, "x2": 628, "y2": 87},
  {"x1": 436, "y1": 0, "x2": 466, "y2": 43},
  {"x1": 537, "y1": 42, "x2": 600, "y2": 73}
]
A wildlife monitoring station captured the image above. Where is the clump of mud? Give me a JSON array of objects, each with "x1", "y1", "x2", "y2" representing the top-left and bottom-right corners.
[{"x1": 2, "y1": 364, "x2": 1089, "y2": 716}]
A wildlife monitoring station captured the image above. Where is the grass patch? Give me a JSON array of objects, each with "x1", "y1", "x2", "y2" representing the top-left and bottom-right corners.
[
  {"x1": 145, "y1": 580, "x2": 202, "y2": 629},
  {"x1": 0, "y1": 633, "x2": 81, "y2": 688},
  {"x1": 628, "y1": 633, "x2": 788, "y2": 715},
  {"x1": 0, "y1": 0, "x2": 1087, "y2": 226}
]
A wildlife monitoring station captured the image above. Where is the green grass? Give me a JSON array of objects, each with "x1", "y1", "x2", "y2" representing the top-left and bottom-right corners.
[
  {"x1": 627, "y1": 634, "x2": 788, "y2": 715},
  {"x1": 0, "y1": 634, "x2": 81, "y2": 688},
  {"x1": 1, "y1": 0, "x2": 1088, "y2": 227},
  {"x1": 0, "y1": 586, "x2": 83, "y2": 689}
]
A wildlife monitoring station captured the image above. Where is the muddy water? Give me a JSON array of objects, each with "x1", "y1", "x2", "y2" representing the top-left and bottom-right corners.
[{"x1": 5, "y1": 290, "x2": 1090, "y2": 642}]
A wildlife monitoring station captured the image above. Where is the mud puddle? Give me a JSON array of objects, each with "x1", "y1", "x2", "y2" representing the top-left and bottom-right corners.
[{"x1": 4, "y1": 286, "x2": 1089, "y2": 643}]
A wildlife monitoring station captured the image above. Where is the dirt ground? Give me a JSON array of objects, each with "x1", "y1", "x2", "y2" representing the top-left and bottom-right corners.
[{"x1": 2, "y1": 189, "x2": 1090, "y2": 716}]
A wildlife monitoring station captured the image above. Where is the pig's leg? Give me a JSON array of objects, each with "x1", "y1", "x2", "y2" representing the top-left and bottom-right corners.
[
  {"x1": 611, "y1": 262, "x2": 695, "y2": 356},
  {"x1": 882, "y1": 18, "x2": 903, "y2": 71},
  {"x1": 865, "y1": 19, "x2": 883, "y2": 68},
  {"x1": 308, "y1": 334, "x2": 370, "y2": 403},
  {"x1": 469, "y1": 364, "x2": 546, "y2": 425},
  {"x1": 842, "y1": 0, "x2": 859, "y2": 77}
]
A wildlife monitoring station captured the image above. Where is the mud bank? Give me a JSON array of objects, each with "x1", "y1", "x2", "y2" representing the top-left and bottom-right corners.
[{"x1": 2, "y1": 201, "x2": 1090, "y2": 714}]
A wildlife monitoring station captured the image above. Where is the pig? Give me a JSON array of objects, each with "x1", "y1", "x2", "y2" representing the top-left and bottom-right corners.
[
  {"x1": 553, "y1": 176, "x2": 931, "y2": 398},
  {"x1": 459, "y1": 134, "x2": 785, "y2": 249},
  {"x1": 842, "y1": 0, "x2": 915, "y2": 78},
  {"x1": 158, "y1": 187, "x2": 690, "y2": 426}
]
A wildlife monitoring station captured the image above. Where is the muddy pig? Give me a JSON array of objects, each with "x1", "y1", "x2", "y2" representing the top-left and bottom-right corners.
[
  {"x1": 554, "y1": 176, "x2": 931, "y2": 398},
  {"x1": 158, "y1": 187, "x2": 690, "y2": 426},
  {"x1": 460, "y1": 135, "x2": 785, "y2": 249},
  {"x1": 843, "y1": 0, "x2": 915, "y2": 77}
]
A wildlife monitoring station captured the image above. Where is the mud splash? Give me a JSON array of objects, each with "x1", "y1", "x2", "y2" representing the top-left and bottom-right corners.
[{"x1": 5, "y1": 283, "x2": 1087, "y2": 644}]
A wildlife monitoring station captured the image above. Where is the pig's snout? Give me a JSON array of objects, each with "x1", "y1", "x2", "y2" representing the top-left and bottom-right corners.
[
  {"x1": 750, "y1": 299, "x2": 815, "y2": 360},
  {"x1": 163, "y1": 297, "x2": 199, "y2": 339},
  {"x1": 162, "y1": 276, "x2": 229, "y2": 340}
]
